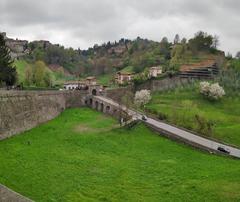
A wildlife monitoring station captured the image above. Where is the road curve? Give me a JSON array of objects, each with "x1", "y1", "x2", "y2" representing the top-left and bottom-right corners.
[
  {"x1": 145, "y1": 117, "x2": 240, "y2": 159},
  {"x1": 95, "y1": 96, "x2": 240, "y2": 159}
]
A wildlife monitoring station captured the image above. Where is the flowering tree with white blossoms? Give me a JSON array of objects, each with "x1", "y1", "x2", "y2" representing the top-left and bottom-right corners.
[
  {"x1": 199, "y1": 81, "x2": 225, "y2": 100},
  {"x1": 199, "y1": 81, "x2": 211, "y2": 96},
  {"x1": 134, "y1": 89, "x2": 152, "y2": 108},
  {"x1": 208, "y1": 83, "x2": 226, "y2": 100}
]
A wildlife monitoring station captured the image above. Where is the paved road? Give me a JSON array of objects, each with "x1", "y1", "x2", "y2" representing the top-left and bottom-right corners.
[
  {"x1": 96, "y1": 96, "x2": 240, "y2": 159},
  {"x1": 145, "y1": 117, "x2": 240, "y2": 158},
  {"x1": 0, "y1": 184, "x2": 33, "y2": 202}
]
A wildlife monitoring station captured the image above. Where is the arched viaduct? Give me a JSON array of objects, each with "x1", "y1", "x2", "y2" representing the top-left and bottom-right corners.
[{"x1": 85, "y1": 95, "x2": 132, "y2": 121}]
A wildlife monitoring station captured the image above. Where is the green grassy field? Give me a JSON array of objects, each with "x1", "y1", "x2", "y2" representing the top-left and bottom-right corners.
[
  {"x1": 146, "y1": 86, "x2": 240, "y2": 147},
  {"x1": 0, "y1": 108, "x2": 240, "y2": 202}
]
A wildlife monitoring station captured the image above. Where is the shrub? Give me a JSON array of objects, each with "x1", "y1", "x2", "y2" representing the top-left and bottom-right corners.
[
  {"x1": 157, "y1": 112, "x2": 168, "y2": 120},
  {"x1": 194, "y1": 114, "x2": 214, "y2": 137},
  {"x1": 199, "y1": 81, "x2": 225, "y2": 100}
]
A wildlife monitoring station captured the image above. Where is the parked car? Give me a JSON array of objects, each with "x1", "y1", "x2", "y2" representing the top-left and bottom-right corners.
[{"x1": 217, "y1": 146, "x2": 230, "y2": 154}]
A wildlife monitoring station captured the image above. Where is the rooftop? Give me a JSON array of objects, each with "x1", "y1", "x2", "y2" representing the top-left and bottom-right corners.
[{"x1": 180, "y1": 59, "x2": 216, "y2": 72}]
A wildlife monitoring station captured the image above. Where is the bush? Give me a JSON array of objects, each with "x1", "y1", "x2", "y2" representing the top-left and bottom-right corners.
[
  {"x1": 199, "y1": 81, "x2": 225, "y2": 100},
  {"x1": 194, "y1": 114, "x2": 214, "y2": 137}
]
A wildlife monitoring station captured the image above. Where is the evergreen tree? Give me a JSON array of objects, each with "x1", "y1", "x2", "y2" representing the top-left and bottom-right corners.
[
  {"x1": 174, "y1": 34, "x2": 180, "y2": 44},
  {"x1": 0, "y1": 34, "x2": 17, "y2": 86}
]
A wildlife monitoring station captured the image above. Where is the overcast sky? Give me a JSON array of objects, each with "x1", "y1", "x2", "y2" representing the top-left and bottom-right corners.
[{"x1": 0, "y1": 0, "x2": 239, "y2": 54}]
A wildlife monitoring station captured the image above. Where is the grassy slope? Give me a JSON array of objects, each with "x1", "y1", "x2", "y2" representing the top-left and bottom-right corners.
[
  {"x1": 146, "y1": 86, "x2": 240, "y2": 147},
  {"x1": 97, "y1": 74, "x2": 113, "y2": 86},
  {"x1": 0, "y1": 108, "x2": 240, "y2": 202},
  {"x1": 15, "y1": 60, "x2": 29, "y2": 83},
  {"x1": 15, "y1": 60, "x2": 80, "y2": 87}
]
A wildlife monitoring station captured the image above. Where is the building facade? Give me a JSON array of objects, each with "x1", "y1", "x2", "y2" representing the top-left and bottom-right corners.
[
  {"x1": 148, "y1": 66, "x2": 163, "y2": 78},
  {"x1": 115, "y1": 72, "x2": 135, "y2": 84}
]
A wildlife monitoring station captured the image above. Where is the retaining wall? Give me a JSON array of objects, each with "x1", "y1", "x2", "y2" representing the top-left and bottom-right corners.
[
  {"x1": 136, "y1": 77, "x2": 196, "y2": 92},
  {"x1": 0, "y1": 91, "x2": 87, "y2": 140},
  {"x1": 105, "y1": 86, "x2": 133, "y2": 103}
]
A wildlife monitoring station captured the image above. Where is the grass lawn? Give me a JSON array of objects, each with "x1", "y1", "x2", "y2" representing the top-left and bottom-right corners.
[
  {"x1": 0, "y1": 108, "x2": 240, "y2": 202},
  {"x1": 146, "y1": 86, "x2": 240, "y2": 147}
]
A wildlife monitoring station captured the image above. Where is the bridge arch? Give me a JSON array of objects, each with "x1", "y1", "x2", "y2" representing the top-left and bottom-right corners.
[
  {"x1": 95, "y1": 101, "x2": 99, "y2": 110},
  {"x1": 89, "y1": 98, "x2": 93, "y2": 106},
  {"x1": 106, "y1": 106, "x2": 110, "y2": 113},
  {"x1": 92, "y1": 89, "x2": 97, "y2": 96},
  {"x1": 100, "y1": 103, "x2": 104, "y2": 112}
]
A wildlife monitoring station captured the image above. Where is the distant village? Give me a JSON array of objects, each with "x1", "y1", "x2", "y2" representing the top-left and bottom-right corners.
[
  {"x1": 63, "y1": 66, "x2": 163, "y2": 90},
  {"x1": 0, "y1": 32, "x2": 52, "y2": 59}
]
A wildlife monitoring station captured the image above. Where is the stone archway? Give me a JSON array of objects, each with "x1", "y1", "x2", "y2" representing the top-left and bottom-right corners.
[
  {"x1": 100, "y1": 103, "x2": 104, "y2": 112},
  {"x1": 92, "y1": 89, "x2": 97, "y2": 96},
  {"x1": 95, "y1": 101, "x2": 99, "y2": 110},
  {"x1": 89, "y1": 98, "x2": 93, "y2": 106},
  {"x1": 106, "y1": 106, "x2": 110, "y2": 113}
]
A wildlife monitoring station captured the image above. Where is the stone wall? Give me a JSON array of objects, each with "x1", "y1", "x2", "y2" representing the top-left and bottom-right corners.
[
  {"x1": 0, "y1": 91, "x2": 87, "y2": 140},
  {"x1": 135, "y1": 77, "x2": 196, "y2": 92},
  {"x1": 105, "y1": 86, "x2": 134, "y2": 103}
]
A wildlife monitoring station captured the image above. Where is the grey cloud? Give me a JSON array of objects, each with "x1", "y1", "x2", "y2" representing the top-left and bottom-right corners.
[{"x1": 0, "y1": 0, "x2": 239, "y2": 54}]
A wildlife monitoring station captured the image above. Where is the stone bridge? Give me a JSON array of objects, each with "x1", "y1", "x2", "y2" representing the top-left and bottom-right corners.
[{"x1": 85, "y1": 95, "x2": 133, "y2": 121}]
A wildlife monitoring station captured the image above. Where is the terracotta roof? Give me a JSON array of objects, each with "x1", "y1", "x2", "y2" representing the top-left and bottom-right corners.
[
  {"x1": 86, "y1": 76, "x2": 96, "y2": 80},
  {"x1": 180, "y1": 59, "x2": 216, "y2": 72},
  {"x1": 64, "y1": 81, "x2": 85, "y2": 85},
  {"x1": 150, "y1": 66, "x2": 162, "y2": 70},
  {"x1": 117, "y1": 71, "x2": 134, "y2": 75}
]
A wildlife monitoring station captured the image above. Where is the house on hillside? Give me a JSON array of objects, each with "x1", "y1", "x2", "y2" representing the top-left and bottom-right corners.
[
  {"x1": 33, "y1": 40, "x2": 51, "y2": 49},
  {"x1": 63, "y1": 81, "x2": 86, "y2": 90},
  {"x1": 85, "y1": 76, "x2": 97, "y2": 85},
  {"x1": 64, "y1": 76, "x2": 98, "y2": 90},
  {"x1": 148, "y1": 66, "x2": 163, "y2": 78},
  {"x1": 115, "y1": 72, "x2": 135, "y2": 85}
]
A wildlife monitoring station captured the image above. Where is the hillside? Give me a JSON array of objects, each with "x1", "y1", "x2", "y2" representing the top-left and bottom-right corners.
[
  {"x1": 14, "y1": 60, "x2": 76, "y2": 87},
  {"x1": 2, "y1": 31, "x2": 226, "y2": 87}
]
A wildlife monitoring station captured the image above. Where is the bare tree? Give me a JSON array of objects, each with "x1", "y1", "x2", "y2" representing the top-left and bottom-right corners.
[
  {"x1": 236, "y1": 51, "x2": 240, "y2": 59},
  {"x1": 212, "y1": 35, "x2": 220, "y2": 49}
]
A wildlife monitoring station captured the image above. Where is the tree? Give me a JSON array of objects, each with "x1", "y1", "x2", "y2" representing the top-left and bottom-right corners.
[
  {"x1": 174, "y1": 34, "x2": 180, "y2": 44},
  {"x1": 24, "y1": 65, "x2": 33, "y2": 86},
  {"x1": 161, "y1": 37, "x2": 169, "y2": 44},
  {"x1": 170, "y1": 44, "x2": 188, "y2": 70},
  {"x1": 33, "y1": 61, "x2": 46, "y2": 86},
  {"x1": 181, "y1": 38, "x2": 187, "y2": 44},
  {"x1": 188, "y1": 31, "x2": 213, "y2": 52},
  {"x1": 236, "y1": 51, "x2": 240, "y2": 59},
  {"x1": 44, "y1": 71, "x2": 53, "y2": 87},
  {"x1": 212, "y1": 35, "x2": 219, "y2": 49},
  {"x1": 226, "y1": 52, "x2": 232, "y2": 60},
  {"x1": 160, "y1": 37, "x2": 171, "y2": 60},
  {"x1": 0, "y1": 34, "x2": 17, "y2": 86},
  {"x1": 134, "y1": 90, "x2": 151, "y2": 109}
]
